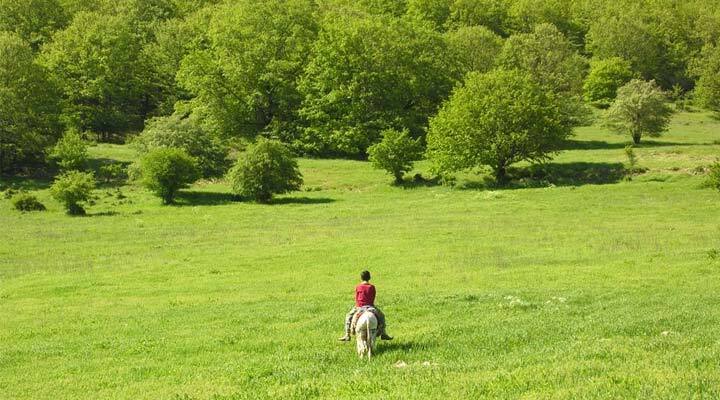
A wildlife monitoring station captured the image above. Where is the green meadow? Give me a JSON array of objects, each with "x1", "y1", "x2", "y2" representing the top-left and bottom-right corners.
[{"x1": 2, "y1": 111, "x2": 720, "y2": 399}]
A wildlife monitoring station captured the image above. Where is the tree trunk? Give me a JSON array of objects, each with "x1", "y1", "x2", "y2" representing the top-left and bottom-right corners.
[
  {"x1": 632, "y1": 132, "x2": 642, "y2": 145},
  {"x1": 495, "y1": 164, "x2": 507, "y2": 184},
  {"x1": 393, "y1": 171, "x2": 404, "y2": 185}
]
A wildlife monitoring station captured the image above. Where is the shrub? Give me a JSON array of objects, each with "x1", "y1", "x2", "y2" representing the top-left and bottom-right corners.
[
  {"x1": 11, "y1": 192, "x2": 46, "y2": 212},
  {"x1": 98, "y1": 162, "x2": 127, "y2": 183},
  {"x1": 138, "y1": 148, "x2": 200, "y2": 204},
  {"x1": 49, "y1": 129, "x2": 88, "y2": 171},
  {"x1": 228, "y1": 138, "x2": 302, "y2": 203},
  {"x1": 50, "y1": 170, "x2": 95, "y2": 215},
  {"x1": 368, "y1": 129, "x2": 423, "y2": 184},
  {"x1": 624, "y1": 145, "x2": 638, "y2": 168},
  {"x1": 708, "y1": 161, "x2": 720, "y2": 191},
  {"x1": 134, "y1": 113, "x2": 229, "y2": 178},
  {"x1": 606, "y1": 79, "x2": 673, "y2": 144}
]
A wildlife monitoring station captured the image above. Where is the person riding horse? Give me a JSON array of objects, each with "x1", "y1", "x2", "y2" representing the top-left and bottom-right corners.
[{"x1": 338, "y1": 270, "x2": 393, "y2": 341}]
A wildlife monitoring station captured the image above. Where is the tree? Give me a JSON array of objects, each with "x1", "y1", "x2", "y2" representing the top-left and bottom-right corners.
[
  {"x1": 693, "y1": 45, "x2": 720, "y2": 113},
  {"x1": 584, "y1": 4, "x2": 696, "y2": 90},
  {"x1": 227, "y1": 138, "x2": 302, "y2": 203},
  {"x1": 50, "y1": 170, "x2": 96, "y2": 215},
  {"x1": 142, "y1": 7, "x2": 213, "y2": 116},
  {"x1": 299, "y1": 10, "x2": 455, "y2": 156},
  {"x1": 138, "y1": 148, "x2": 200, "y2": 204},
  {"x1": 583, "y1": 57, "x2": 635, "y2": 107},
  {"x1": 368, "y1": 129, "x2": 423, "y2": 184},
  {"x1": 498, "y1": 23, "x2": 587, "y2": 97},
  {"x1": 446, "y1": 0, "x2": 513, "y2": 36},
  {"x1": 39, "y1": 11, "x2": 157, "y2": 136},
  {"x1": 177, "y1": 0, "x2": 318, "y2": 139},
  {"x1": 406, "y1": 0, "x2": 453, "y2": 31},
  {"x1": 0, "y1": 0, "x2": 68, "y2": 51},
  {"x1": 49, "y1": 129, "x2": 88, "y2": 171},
  {"x1": 426, "y1": 69, "x2": 573, "y2": 182},
  {"x1": 605, "y1": 79, "x2": 673, "y2": 145},
  {"x1": 0, "y1": 32, "x2": 61, "y2": 174},
  {"x1": 444, "y1": 25, "x2": 503, "y2": 76},
  {"x1": 134, "y1": 112, "x2": 229, "y2": 178}
]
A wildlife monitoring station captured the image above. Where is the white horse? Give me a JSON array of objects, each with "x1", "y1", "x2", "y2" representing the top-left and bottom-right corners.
[{"x1": 355, "y1": 311, "x2": 378, "y2": 359}]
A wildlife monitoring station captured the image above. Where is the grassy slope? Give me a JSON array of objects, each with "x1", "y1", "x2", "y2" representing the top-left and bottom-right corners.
[{"x1": 1, "y1": 112, "x2": 719, "y2": 399}]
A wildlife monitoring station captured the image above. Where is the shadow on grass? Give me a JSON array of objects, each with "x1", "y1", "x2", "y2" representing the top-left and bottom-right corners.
[
  {"x1": 0, "y1": 176, "x2": 51, "y2": 191},
  {"x1": 458, "y1": 161, "x2": 627, "y2": 190},
  {"x1": 562, "y1": 139, "x2": 704, "y2": 150},
  {"x1": 173, "y1": 191, "x2": 336, "y2": 206},
  {"x1": 268, "y1": 196, "x2": 335, "y2": 205},
  {"x1": 376, "y1": 340, "x2": 436, "y2": 355},
  {"x1": 175, "y1": 190, "x2": 239, "y2": 206},
  {"x1": 87, "y1": 211, "x2": 120, "y2": 217},
  {"x1": 397, "y1": 174, "x2": 442, "y2": 189}
]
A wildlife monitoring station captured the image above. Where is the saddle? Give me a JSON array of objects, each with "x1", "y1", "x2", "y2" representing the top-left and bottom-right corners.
[{"x1": 350, "y1": 306, "x2": 377, "y2": 334}]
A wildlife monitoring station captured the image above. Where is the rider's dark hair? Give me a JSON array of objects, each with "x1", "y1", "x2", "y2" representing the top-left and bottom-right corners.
[{"x1": 360, "y1": 270, "x2": 371, "y2": 281}]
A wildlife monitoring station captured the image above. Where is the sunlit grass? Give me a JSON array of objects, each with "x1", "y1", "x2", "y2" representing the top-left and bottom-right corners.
[{"x1": 1, "y1": 112, "x2": 719, "y2": 399}]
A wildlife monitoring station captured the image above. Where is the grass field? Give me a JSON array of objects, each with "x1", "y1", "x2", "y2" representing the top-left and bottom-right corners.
[{"x1": 1, "y1": 111, "x2": 720, "y2": 399}]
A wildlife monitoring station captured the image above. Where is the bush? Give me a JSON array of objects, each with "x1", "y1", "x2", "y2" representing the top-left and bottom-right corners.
[
  {"x1": 50, "y1": 170, "x2": 95, "y2": 215},
  {"x1": 606, "y1": 79, "x2": 673, "y2": 144},
  {"x1": 49, "y1": 129, "x2": 88, "y2": 171},
  {"x1": 134, "y1": 114, "x2": 229, "y2": 178},
  {"x1": 368, "y1": 129, "x2": 423, "y2": 184},
  {"x1": 228, "y1": 138, "x2": 303, "y2": 203},
  {"x1": 98, "y1": 162, "x2": 127, "y2": 183},
  {"x1": 138, "y1": 148, "x2": 200, "y2": 204},
  {"x1": 708, "y1": 161, "x2": 720, "y2": 191},
  {"x1": 11, "y1": 192, "x2": 46, "y2": 212}
]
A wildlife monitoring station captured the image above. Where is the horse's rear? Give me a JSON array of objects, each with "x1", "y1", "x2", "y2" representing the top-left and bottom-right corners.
[{"x1": 354, "y1": 311, "x2": 378, "y2": 359}]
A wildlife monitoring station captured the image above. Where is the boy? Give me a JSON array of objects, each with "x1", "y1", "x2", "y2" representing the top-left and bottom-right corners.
[{"x1": 338, "y1": 270, "x2": 393, "y2": 341}]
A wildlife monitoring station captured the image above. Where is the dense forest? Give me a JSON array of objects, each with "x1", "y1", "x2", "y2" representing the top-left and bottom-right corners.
[{"x1": 1, "y1": 0, "x2": 720, "y2": 175}]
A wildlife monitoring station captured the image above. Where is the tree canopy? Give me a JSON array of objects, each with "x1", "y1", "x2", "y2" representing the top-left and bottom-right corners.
[{"x1": 427, "y1": 69, "x2": 573, "y2": 182}]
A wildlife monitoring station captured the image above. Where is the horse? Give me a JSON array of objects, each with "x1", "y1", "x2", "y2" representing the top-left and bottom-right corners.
[{"x1": 354, "y1": 310, "x2": 378, "y2": 359}]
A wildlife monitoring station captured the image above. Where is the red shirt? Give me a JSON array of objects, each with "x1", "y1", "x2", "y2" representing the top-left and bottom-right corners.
[{"x1": 355, "y1": 283, "x2": 376, "y2": 307}]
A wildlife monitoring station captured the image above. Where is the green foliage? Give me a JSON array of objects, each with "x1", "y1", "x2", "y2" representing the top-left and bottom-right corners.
[
  {"x1": 584, "y1": 3, "x2": 698, "y2": 90},
  {"x1": 141, "y1": 8, "x2": 212, "y2": 116},
  {"x1": 11, "y1": 192, "x2": 46, "y2": 212},
  {"x1": 707, "y1": 161, "x2": 720, "y2": 192},
  {"x1": 50, "y1": 170, "x2": 95, "y2": 215},
  {"x1": 97, "y1": 162, "x2": 128, "y2": 184},
  {"x1": 624, "y1": 144, "x2": 637, "y2": 168},
  {"x1": 38, "y1": 11, "x2": 157, "y2": 134},
  {"x1": 177, "y1": 0, "x2": 318, "y2": 139},
  {"x1": 138, "y1": 148, "x2": 199, "y2": 204},
  {"x1": 134, "y1": 113, "x2": 229, "y2": 178},
  {"x1": 606, "y1": 79, "x2": 673, "y2": 144},
  {"x1": 427, "y1": 69, "x2": 573, "y2": 182},
  {"x1": 228, "y1": 138, "x2": 302, "y2": 202},
  {"x1": 584, "y1": 57, "x2": 635, "y2": 107},
  {"x1": 298, "y1": 10, "x2": 455, "y2": 156},
  {"x1": 406, "y1": 0, "x2": 453, "y2": 31},
  {"x1": 444, "y1": 25, "x2": 503, "y2": 76},
  {"x1": 49, "y1": 130, "x2": 88, "y2": 171},
  {"x1": 446, "y1": 0, "x2": 513, "y2": 36},
  {"x1": 0, "y1": 31, "x2": 61, "y2": 174},
  {"x1": 0, "y1": 0, "x2": 68, "y2": 51},
  {"x1": 499, "y1": 23, "x2": 587, "y2": 97},
  {"x1": 367, "y1": 129, "x2": 423, "y2": 184},
  {"x1": 693, "y1": 45, "x2": 720, "y2": 113}
]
